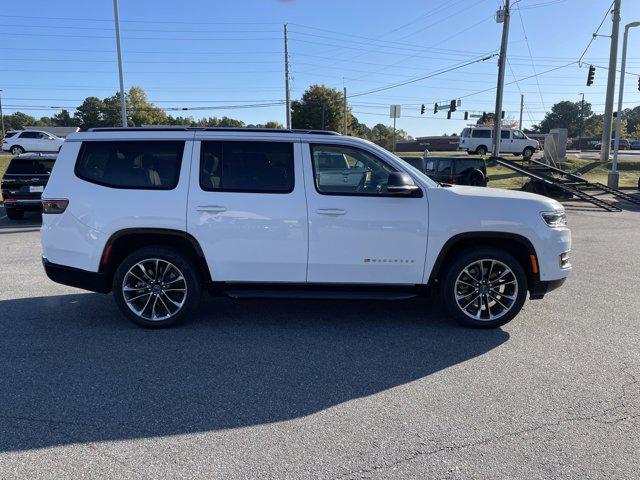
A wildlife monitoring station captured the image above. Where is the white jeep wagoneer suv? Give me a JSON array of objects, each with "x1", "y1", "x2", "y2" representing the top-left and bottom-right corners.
[{"x1": 40, "y1": 128, "x2": 571, "y2": 328}]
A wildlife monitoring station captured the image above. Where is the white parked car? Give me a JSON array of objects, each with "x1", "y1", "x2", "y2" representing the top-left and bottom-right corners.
[
  {"x1": 2, "y1": 130, "x2": 65, "y2": 155},
  {"x1": 459, "y1": 127, "x2": 539, "y2": 158},
  {"x1": 41, "y1": 127, "x2": 571, "y2": 328}
]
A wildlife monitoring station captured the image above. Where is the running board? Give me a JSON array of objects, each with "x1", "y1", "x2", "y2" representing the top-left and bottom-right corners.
[{"x1": 223, "y1": 289, "x2": 418, "y2": 300}]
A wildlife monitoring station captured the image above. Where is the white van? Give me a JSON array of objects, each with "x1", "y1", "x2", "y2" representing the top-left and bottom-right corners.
[
  {"x1": 459, "y1": 127, "x2": 539, "y2": 158},
  {"x1": 40, "y1": 127, "x2": 570, "y2": 329}
]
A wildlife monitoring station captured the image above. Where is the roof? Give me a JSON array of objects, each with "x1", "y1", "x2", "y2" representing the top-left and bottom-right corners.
[{"x1": 88, "y1": 127, "x2": 341, "y2": 135}]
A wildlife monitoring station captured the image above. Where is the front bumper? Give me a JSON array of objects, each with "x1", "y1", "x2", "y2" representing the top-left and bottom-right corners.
[
  {"x1": 42, "y1": 257, "x2": 111, "y2": 293},
  {"x1": 529, "y1": 277, "x2": 566, "y2": 300}
]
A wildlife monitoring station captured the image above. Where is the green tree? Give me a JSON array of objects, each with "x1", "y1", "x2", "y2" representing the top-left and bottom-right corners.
[
  {"x1": 369, "y1": 123, "x2": 410, "y2": 150},
  {"x1": 533, "y1": 100, "x2": 595, "y2": 137},
  {"x1": 127, "y1": 86, "x2": 168, "y2": 126},
  {"x1": 2, "y1": 112, "x2": 37, "y2": 130},
  {"x1": 291, "y1": 85, "x2": 348, "y2": 131},
  {"x1": 52, "y1": 109, "x2": 78, "y2": 127},
  {"x1": 74, "y1": 97, "x2": 106, "y2": 130}
]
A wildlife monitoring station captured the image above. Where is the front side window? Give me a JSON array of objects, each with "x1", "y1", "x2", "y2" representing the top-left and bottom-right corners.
[
  {"x1": 310, "y1": 144, "x2": 397, "y2": 195},
  {"x1": 200, "y1": 141, "x2": 294, "y2": 193},
  {"x1": 454, "y1": 159, "x2": 481, "y2": 175},
  {"x1": 436, "y1": 159, "x2": 452, "y2": 175},
  {"x1": 512, "y1": 130, "x2": 525, "y2": 139},
  {"x1": 472, "y1": 129, "x2": 491, "y2": 139},
  {"x1": 75, "y1": 141, "x2": 184, "y2": 189}
]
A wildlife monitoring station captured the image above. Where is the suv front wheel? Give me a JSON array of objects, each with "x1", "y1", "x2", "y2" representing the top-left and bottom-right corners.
[
  {"x1": 442, "y1": 248, "x2": 527, "y2": 328},
  {"x1": 112, "y1": 246, "x2": 202, "y2": 328}
]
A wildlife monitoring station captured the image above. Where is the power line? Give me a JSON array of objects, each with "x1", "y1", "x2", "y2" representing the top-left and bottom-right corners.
[
  {"x1": 0, "y1": 14, "x2": 280, "y2": 25},
  {"x1": 577, "y1": 0, "x2": 614, "y2": 66},
  {"x1": 515, "y1": 5, "x2": 545, "y2": 110},
  {"x1": 349, "y1": 54, "x2": 498, "y2": 98}
]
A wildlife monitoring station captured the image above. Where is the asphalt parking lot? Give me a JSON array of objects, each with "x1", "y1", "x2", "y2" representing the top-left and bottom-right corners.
[{"x1": 0, "y1": 201, "x2": 639, "y2": 479}]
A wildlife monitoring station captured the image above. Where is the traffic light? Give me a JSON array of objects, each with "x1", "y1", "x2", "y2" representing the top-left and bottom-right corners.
[
  {"x1": 464, "y1": 112, "x2": 469, "y2": 120},
  {"x1": 450, "y1": 99, "x2": 457, "y2": 112},
  {"x1": 501, "y1": 110, "x2": 505, "y2": 119},
  {"x1": 613, "y1": 111, "x2": 618, "y2": 118},
  {"x1": 420, "y1": 104, "x2": 425, "y2": 115},
  {"x1": 434, "y1": 103, "x2": 438, "y2": 114},
  {"x1": 586, "y1": 65, "x2": 595, "y2": 86},
  {"x1": 637, "y1": 77, "x2": 640, "y2": 91},
  {"x1": 481, "y1": 112, "x2": 487, "y2": 123},
  {"x1": 447, "y1": 111, "x2": 452, "y2": 119}
]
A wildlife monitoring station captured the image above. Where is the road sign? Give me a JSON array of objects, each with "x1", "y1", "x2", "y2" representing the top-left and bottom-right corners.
[{"x1": 390, "y1": 105, "x2": 401, "y2": 118}]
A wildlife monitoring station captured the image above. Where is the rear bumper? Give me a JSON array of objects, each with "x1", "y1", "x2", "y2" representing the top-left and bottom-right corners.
[
  {"x1": 4, "y1": 198, "x2": 43, "y2": 211},
  {"x1": 529, "y1": 277, "x2": 566, "y2": 300},
  {"x1": 42, "y1": 257, "x2": 110, "y2": 293}
]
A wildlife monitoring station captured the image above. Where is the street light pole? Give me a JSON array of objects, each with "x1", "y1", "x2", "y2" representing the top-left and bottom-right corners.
[
  {"x1": 610, "y1": 21, "x2": 640, "y2": 188},
  {"x1": 600, "y1": 0, "x2": 622, "y2": 164},
  {"x1": 492, "y1": 0, "x2": 510, "y2": 157},
  {"x1": 112, "y1": 0, "x2": 127, "y2": 127}
]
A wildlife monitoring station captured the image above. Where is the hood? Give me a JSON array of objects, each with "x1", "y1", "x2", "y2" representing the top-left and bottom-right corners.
[{"x1": 445, "y1": 184, "x2": 564, "y2": 210}]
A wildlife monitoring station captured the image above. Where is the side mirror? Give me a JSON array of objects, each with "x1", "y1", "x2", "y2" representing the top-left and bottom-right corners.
[{"x1": 387, "y1": 172, "x2": 420, "y2": 195}]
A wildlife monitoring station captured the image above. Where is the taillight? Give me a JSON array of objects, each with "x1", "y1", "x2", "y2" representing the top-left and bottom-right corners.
[{"x1": 42, "y1": 198, "x2": 69, "y2": 214}]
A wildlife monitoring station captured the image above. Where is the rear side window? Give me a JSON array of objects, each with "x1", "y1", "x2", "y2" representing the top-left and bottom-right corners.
[
  {"x1": 472, "y1": 129, "x2": 491, "y2": 139},
  {"x1": 501, "y1": 130, "x2": 510, "y2": 139},
  {"x1": 3, "y1": 132, "x2": 17, "y2": 139},
  {"x1": 200, "y1": 141, "x2": 294, "y2": 193},
  {"x1": 19, "y1": 131, "x2": 40, "y2": 139},
  {"x1": 6, "y1": 159, "x2": 55, "y2": 175},
  {"x1": 75, "y1": 141, "x2": 184, "y2": 189}
]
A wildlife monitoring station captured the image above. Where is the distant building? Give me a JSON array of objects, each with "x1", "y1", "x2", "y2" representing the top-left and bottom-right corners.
[{"x1": 24, "y1": 126, "x2": 80, "y2": 138}]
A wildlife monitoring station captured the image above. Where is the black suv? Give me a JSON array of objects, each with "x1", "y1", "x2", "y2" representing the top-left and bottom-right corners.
[
  {"x1": 1, "y1": 153, "x2": 56, "y2": 220},
  {"x1": 424, "y1": 157, "x2": 488, "y2": 186}
]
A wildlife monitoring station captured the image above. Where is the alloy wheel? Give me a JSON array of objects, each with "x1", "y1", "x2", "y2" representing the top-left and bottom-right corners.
[
  {"x1": 122, "y1": 258, "x2": 187, "y2": 321},
  {"x1": 454, "y1": 259, "x2": 518, "y2": 321}
]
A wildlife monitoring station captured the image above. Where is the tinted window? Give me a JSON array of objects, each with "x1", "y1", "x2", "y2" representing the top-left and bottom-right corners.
[
  {"x1": 501, "y1": 130, "x2": 510, "y2": 139},
  {"x1": 3, "y1": 132, "x2": 17, "y2": 139},
  {"x1": 472, "y1": 129, "x2": 491, "y2": 139},
  {"x1": 311, "y1": 144, "x2": 397, "y2": 195},
  {"x1": 6, "y1": 159, "x2": 55, "y2": 175},
  {"x1": 461, "y1": 128, "x2": 470, "y2": 138},
  {"x1": 200, "y1": 141, "x2": 294, "y2": 193},
  {"x1": 75, "y1": 141, "x2": 184, "y2": 189},
  {"x1": 436, "y1": 159, "x2": 452, "y2": 174},
  {"x1": 20, "y1": 131, "x2": 40, "y2": 139},
  {"x1": 454, "y1": 159, "x2": 482, "y2": 175}
]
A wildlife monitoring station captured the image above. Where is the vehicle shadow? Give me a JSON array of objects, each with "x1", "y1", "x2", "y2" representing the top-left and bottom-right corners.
[
  {"x1": 0, "y1": 205, "x2": 42, "y2": 231},
  {"x1": 0, "y1": 292, "x2": 509, "y2": 452}
]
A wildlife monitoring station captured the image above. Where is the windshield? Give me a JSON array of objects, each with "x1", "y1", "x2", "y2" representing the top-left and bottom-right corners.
[{"x1": 6, "y1": 159, "x2": 55, "y2": 175}]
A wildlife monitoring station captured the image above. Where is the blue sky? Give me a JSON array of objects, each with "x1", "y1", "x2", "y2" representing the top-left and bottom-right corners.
[{"x1": 2, "y1": 0, "x2": 640, "y2": 137}]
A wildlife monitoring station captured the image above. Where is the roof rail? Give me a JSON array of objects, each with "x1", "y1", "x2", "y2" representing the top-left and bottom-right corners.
[{"x1": 87, "y1": 126, "x2": 341, "y2": 135}]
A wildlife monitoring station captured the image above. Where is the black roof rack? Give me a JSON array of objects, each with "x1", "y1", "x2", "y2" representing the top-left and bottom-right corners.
[{"x1": 88, "y1": 127, "x2": 341, "y2": 135}]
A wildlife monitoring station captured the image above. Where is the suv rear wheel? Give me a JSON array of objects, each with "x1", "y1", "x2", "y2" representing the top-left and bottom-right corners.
[
  {"x1": 112, "y1": 246, "x2": 202, "y2": 328},
  {"x1": 442, "y1": 248, "x2": 527, "y2": 328},
  {"x1": 475, "y1": 145, "x2": 488, "y2": 156},
  {"x1": 10, "y1": 145, "x2": 24, "y2": 155}
]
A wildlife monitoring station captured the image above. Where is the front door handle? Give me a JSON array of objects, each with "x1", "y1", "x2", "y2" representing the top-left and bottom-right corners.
[
  {"x1": 316, "y1": 208, "x2": 346, "y2": 216},
  {"x1": 196, "y1": 205, "x2": 227, "y2": 213}
]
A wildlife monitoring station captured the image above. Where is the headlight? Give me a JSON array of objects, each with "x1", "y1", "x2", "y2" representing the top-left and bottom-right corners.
[{"x1": 541, "y1": 211, "x2": 566, "y2": 227}]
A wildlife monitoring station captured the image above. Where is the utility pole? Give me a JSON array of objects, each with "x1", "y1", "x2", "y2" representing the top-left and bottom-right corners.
[
  {"x1": 492, "y1": 0, "x2": 510, "y2": 157},
  {"x1": 578, "y1": 92, "x2": 585, "y2": 150},
  {"x1": 610, "y1": 21, "x2": 640, "y2": 188},
  {"x1": 112, "y1": 0, "x2": 127, "y2": 127},
  {"x1": 518, "y1": 93, "x2": 524, "y2": 131},
  {"x1": 0, "y1": 90, "x2": 4, "y2": 139},
  {"x1": 600, "y1": 0, "x2": 622, "y2": 163},
  {"x1": 284, "y1": 24, "x2": 291, "y2": 129},
  {"x1": 343, "y1": 87, "x2": 348, "y2": 135}
]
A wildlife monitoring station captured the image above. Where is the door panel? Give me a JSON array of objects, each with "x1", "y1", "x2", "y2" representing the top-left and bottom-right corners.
[
  {"x1": 187, "y1": 138, "x2": 308, "y2": 282},
  {"x1": 303, "y1": 142, "x2": 428, "y2": 284},
  {"x1": 500, "y1": 130, "x2": 513, "y2": 152}
]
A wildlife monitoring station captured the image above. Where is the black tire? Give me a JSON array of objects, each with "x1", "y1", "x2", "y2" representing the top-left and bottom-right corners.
[
  {"x1": 475, "y1": 145, "x2": 488, "y2": 156},
  {"x1": 523, "y1": 147, "x2": 535, "y2": 159},
  {"x1": 464, "y1": 168, "x2": 486, "y2": 187},
  {"x1": 441, "y1": 247, "x2": 528, "y2": 328},
  {"x1": 5, "y1": 208, "x2": 24, "y2": 220},
  {"x1": 112, "y1": 245, "x2": 202, "y2": 328},
  {"x1": 10, "y1": 145, "x2": 24, "y2": 155}
]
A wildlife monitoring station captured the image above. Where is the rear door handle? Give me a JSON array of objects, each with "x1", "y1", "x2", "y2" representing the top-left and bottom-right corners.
[
  {"x1": 316, "y1": 208, "x2": 346, "y2": 216},
  {"x1": 196, "y1": 205, "x2": 227, "y2": 213}
]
